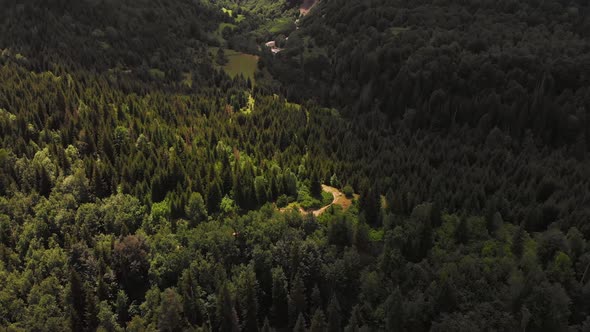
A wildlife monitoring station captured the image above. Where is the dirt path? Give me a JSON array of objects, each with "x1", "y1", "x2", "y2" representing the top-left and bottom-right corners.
[
  {"x1": 300, "y1": 0, "x2": 319, "y2": 16},
  {"x1": 313, "y1": 185, "x2": 342, "y2": 216},
  {"x1": 281, "y1": 185, "x2": 356, "y2": 217}
]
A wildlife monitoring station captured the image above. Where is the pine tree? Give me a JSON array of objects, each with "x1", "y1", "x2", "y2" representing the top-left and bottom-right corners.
[
  {"x1": 186, "y1": 192, "x2": 207, "y2": 226},
  {"x1": 310, "y1": 284, "x2": 322, "y2": 314},
  {"x1": 84, "y1": 291, "x2": 99, "y2": 331},
  {"x1": 310, "y1": 308, "x2": 327, "y2": 332},
  {"x1": 239, "y1": 266, "x2": 259, "y2": 332},
  {"x1": 454, "y1": 216, "x2": 469, "y2": 245},
  {"x1": 360, "y1": 184, "x2": 380, "y2": 226},
  {"x1": 115, "y1": 290, "x2": 129, "y2": 327},
  {"x1": 207, "y1": 180, "x2": 222, "y2": 214},
  {"x1": 159, "y1": 288, "x2": 184, "y2": 332},
  {"x1": 290, "y1": 274, "x2": 307, "y2": 320},
  {"x1": 261, "y1": 317, "x2": 273, "y2": 332},
  {"x1": 310, "y1": 171, "x2": 322, "y2": 197},
  {"x1": 344, "y1": 305, "x2": 362, "y2": 332},
  {"x1": 218, "y1": 284, "x2": 240, "y2": 332},
  {"x1": 327, "y1": 295, "x2": 341, "y2": 332},
  {"x1": 384, "y1": 287, "x2": 403, "y2": 331},
  {"x1": 271, "y1": 267, "x2": 289, "y2": 328},
  {"x1": 512, "y1": 224, "x2": 526, "y2": 259},
  {"x1": 68, "y1": 269, "x2": 86, "y2": 332},
  {"x1": 180, "y1": 269, "x2": 205, "y2": 326},
  {"x1": 294, "y1": 313, "x2": 307, "y2": 332},
  {"x1": 435, "y1": 278, "x2": 457, "y2": 313}
]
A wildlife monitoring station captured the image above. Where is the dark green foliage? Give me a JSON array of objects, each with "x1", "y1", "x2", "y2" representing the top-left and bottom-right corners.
[
  {"x1": 327, "y1": 295, "x2": 342, "y2": 332},
  {"x1": 454, "y1": 217, "x2": 469, "y2": 245},
  {"x1": 158, "y1": 288, "x2": 184, "y2": 332},
  {"x1": 218, "y1": 284, "x2": 240, "y2": 332},
  {"x1": 113, "y1": 235, "x2": 150, "y2": 301},
  {"x1": 310, "y1": 308, "x2": 327, "y2": 332},
  {"x1": 0, "y1": 0, "x2": 589, "y2": 331},
  {"x1": 512, "y1": 225, "x2": 526, "y2": 259},
  {"x1": 271, "y1": 267, "x2": 289, "y2": 328},
  {"x1": 310, "y1": 171, "x2": 323, "y2": 197},
  {"x1": 385, "y1": 288, "x2": 403, "y2": 331},
  {"x1": 294, "y1": 313, "x2": 307, "y2": 332}
]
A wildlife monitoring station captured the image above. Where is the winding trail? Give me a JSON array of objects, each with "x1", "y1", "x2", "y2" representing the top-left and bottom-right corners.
[
  {"x1": 281, "y1": 185, "x2": 356, "y2": 216},
  {"x1": 313, "y1": 185, "x2": 344, "y2": 216}
]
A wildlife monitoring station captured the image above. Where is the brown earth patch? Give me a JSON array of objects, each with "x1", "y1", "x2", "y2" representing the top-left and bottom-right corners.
[
  {"x1": 300, "y1": 0, "x2": 318, "y2": 16},
  {"x1": 280, "y1": 184, "x2": 357, "y2": 217}
]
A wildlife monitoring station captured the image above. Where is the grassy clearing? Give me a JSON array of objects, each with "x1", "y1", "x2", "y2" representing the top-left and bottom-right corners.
[
  {"x1": 224, "y1": 51, "x2": 258, "y2": 84},
  {"x1": 208, "y1": 47, "x2": 259, "y2": 85}
]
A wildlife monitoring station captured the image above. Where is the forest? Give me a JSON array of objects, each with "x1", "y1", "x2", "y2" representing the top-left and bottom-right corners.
[{"x1": 0, "y1": 0, "x2": 590, "y2": 331}]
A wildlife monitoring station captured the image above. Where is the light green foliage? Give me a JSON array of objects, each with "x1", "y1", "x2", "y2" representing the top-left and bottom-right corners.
[
  {"x1": 97, "y1": 300, "x2": 121, "y2": 331},
  {"x1": 240, "y1": 93, "x2": 256, "y2": 114},
  {"x1": 547, "y1": 251, "x2": 574, "y2": 284},
  {"x1": 297, "y1": 182, "x2": 329, "y2": 210},
  {"x1": 268, "y1": 17, "x2": 296, "y2": 35},
  {"x1": 186, "y1": 192, "x2": 208, "y2": 225},
  {"x1": 150, "y1": 200, "x2": 171, "y2": 224},
  {"x1": 220, "y1": 195, "x2": 238, "y2": 215}
]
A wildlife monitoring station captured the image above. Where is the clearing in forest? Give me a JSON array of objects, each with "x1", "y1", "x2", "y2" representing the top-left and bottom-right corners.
[
  {"x1": 209, "y1": 48, "x2": 259, "y2": 85},
  {"x1": 281, "y1": 185, "x2": 357, "y2": 217}
]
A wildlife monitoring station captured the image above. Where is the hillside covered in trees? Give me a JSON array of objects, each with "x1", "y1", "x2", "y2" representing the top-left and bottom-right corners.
[{"x1": 1, "y1": 0, "x2": 590, "y2": 331}]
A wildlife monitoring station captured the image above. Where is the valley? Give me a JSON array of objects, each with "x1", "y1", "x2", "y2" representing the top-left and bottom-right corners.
[{"x1": 0, "y1": 0, "x2": 588, "y2": 331}]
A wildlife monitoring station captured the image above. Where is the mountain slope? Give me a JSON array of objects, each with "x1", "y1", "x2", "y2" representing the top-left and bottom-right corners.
[{"x1": 265, "y1": 0, "x2": 590, "y2": 149}]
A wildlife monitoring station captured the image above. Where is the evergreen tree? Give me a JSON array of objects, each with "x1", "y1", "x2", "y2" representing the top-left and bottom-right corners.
[
  {"x1": 294, "y1": 313, "x2": 307, "y2": 332},
  {"x1": 454, "y1": 216, "x2": 469, "y2": 245},
  {"x1": 310, "y1": 284, "x2": 322, "y2": 314},
  {"x1": 68, "y1": 269, "x2": 86, "y2": 332},
  {"x1": 238, "y1": 266, "x2": 260, "y2": 332},
  {"x1": 360, "y1": 185, "x2": 380, "y2": 226},
  {"x1": 271, "y1": 267, "x2": 289, "y2": 328},
  {"x1": 290, "y1": 274, "x2": 307, "y2": 320},
  {"x1": 179, "y1": 269, "x2": 205, "y2": 326},
  {"x1": 344, "y1": 305, "x2": 362, "y2": 332},
  {"x1": 84, "y1": 291, "x2": 99, "y2": 331},
  {"x1": 207, "y1": 180, "x2": 222, "y2": 214},
  {"x1": 327, "y1": 295, "x2": 342, "y2": 332},
  {"x1": 384, "y1": 287, "x2": 403, "y2": 331},
  {"x1": 218, "y1": 283, "x2": 240, "y2": 332},
  {"x1": 186, "y1": 192, "x2": 207, "y2": 226},
  {"x1": 310, "y1": 308, "x2": 327, "y2": 332},
  {"x1": 159, "y1": 288, "x2": 184, "y2": 332},
  {"x1": 261, "y1": 317, "x2": 273, "y2": 332},
  {"x1": 115, "y1": 290, "x2": 129, "y2": 327},
  {"x1": 310, "y1": 171, "x2": 322, "y2": 197},
  {"x1": 512, "y1": 224, "x2": 526, "y2": 259}
]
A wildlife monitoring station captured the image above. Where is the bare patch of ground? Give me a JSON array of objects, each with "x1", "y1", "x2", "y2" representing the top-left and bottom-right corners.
[
  {"x1": 300, "y1": 0, "x2": 319, "y2": 16},
  {"x1": 280, "y1": 184, "x2": 357, "y2": 216}
]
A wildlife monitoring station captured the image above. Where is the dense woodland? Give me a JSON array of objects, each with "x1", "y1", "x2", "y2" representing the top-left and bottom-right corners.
[{"x1": 0, "y1": 0, "x2": 590, "y2": 331}]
